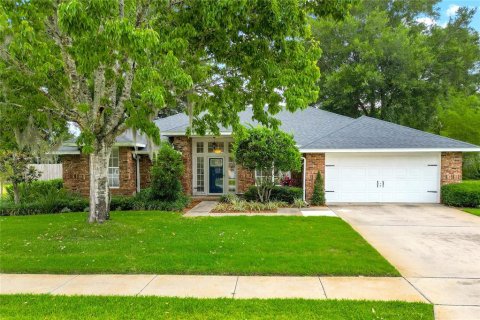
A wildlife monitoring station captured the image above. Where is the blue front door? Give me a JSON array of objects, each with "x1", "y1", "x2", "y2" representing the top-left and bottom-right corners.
[{"x1": 209, "y1": 158, "x2": 224, "y2": 194}]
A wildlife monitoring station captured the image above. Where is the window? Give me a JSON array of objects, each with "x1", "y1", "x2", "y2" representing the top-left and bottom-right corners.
[
  {"x1": 196, "y1": 142, "x2": 204, "y2": 153},
  {"x1": 108, "y1": 147, "x2": 120, "y2": 188},
  {"x1": 228, "y1": 157, "x2": 236, "y2": 193},
  {"x1": 255, "y1": 168, "x2": 290, "y2": 186},
  {"x1": 208, "y1": 142, "x2": 224, "y2": 153},
  {"x1": 196, "y1": 157, "x2": 205, "y2": 192}
]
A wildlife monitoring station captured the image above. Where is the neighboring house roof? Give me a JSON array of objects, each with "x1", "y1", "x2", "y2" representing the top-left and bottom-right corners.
[{"x1": 55, "y1": 106, "x2": 480, "y2": 154}]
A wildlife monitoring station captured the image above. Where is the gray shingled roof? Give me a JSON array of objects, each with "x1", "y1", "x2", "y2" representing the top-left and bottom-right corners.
[
  {"x1": 56, "y1": 107, "x2": 480, "y2": 153},
  {"x1": 155, "y1": 107, "x2": 355, "y2": 147},
  {"x1": 301, "y1": 115, "x2": 479, "y2": 150},
  {"x1": 155, "y1": 107, "x2": 479, "y2": 150}
]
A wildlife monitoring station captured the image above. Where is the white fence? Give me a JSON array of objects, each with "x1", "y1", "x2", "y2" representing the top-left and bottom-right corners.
[{"x1": 30, "y1": 164, "x2": 63, "y2": 181}]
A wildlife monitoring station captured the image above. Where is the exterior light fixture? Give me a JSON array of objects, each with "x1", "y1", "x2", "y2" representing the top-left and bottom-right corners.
[{"x1": 212, "y1": 139, "x2": 222, "y2": 154}]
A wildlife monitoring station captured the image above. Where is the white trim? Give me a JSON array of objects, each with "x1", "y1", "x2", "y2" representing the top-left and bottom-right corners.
[
  {"x1": 300, "y1": 148, "x2": 480, "y2": 153},
  {"x1": 192, "y1": 137, "x2": 234, "y2": 195},
  {"x1": 49, "y1": 150, "x2": 81, "y2": 155},
  {"x1": 165, "y1": 132, "x2": 232, "y2": 136}
]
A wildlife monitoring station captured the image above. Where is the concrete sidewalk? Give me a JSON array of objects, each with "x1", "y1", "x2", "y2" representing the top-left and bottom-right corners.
[{"x1": 0, "y1": 274, "x2": 426, "y2": 302}]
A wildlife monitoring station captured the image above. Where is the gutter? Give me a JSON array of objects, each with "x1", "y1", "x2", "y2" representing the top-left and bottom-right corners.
[
  {"x1": 301, "y1": 156, "x2": 306, "y2": 202},
  {"x1": 299, "y1": 148, "x2": 480, "y2": 153}
]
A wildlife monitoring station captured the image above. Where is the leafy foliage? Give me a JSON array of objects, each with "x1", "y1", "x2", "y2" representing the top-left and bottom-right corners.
[
  {"x1": 311, "y1": 0, "x2": 480, "y2": 131},
  {"x1": 1, "y1": 0, "x2": 352, "y2": 221},
  {"x1": 311, "y1": 171, "x2": 325, "y2": 206},
  {"x1": 0, "y1": 151, "x2": 41, "y2": 204},
  {"x1": 149, "y1": 143, "x2": 184, "y2": 201},
  {"x1": 244, "y1": 186, "x2": 303, "y2": 204},
  {"x1": 441, "y1": 181, "x2": 480, "y2": 208},
  {"x1": 234, "y1": 127, "x2": 301, "y2": 202}
]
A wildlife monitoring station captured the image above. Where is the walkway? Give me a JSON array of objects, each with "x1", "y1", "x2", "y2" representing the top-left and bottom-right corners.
[
  {"x1": 184, "y1": 201, "x2": 337, "y2": 217},
  {"x1": 330, "y1": 204, "x2": 480, "y2": 320},
  {"x1": 1, "y1": 274, "x2": 425, "y2": 301}
]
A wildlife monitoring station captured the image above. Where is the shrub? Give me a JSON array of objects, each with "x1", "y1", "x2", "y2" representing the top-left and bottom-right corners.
[
  {"x1": 244, "y1": 186, "x2": 302, "y2": 204},
  {"x1": 0, "y1": 197, "x2": 88, "y2": 216},
  {"x1": 110, "y1": 196, "x2": 135, "y2": 211},
  {"x1": 6, "y1": 179, "x2": 64, "y2": 203},
  {"x1": 441, "y1": 181, "x2": 480, "y2": 208},
  {"x1": 220, "y1": 193, "x2": 239, "y2": 204},
  {"x1": 150, "y1": 143, "x2": 184, "y2": 201},
  {"x1": 294, "y1": 198, "x2": 307, "y2": 208},
  {"x1": 310, "y1": 172, "x2": 325, "y2": 206}
]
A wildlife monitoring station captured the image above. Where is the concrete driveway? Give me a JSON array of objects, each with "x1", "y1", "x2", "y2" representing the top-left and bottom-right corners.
[{"x1": 330, "y1": 204, "x2": 480, "y2": 320}]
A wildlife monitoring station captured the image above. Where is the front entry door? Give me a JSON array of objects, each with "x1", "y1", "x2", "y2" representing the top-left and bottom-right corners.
[{"x1": 209, "y1": 158, "x2": 224, "y2": 194}]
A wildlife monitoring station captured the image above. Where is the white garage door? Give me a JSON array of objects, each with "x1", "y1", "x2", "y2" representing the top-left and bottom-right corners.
[{"x1": 325, "y1": 153, "x2": 440, "y2": 203}]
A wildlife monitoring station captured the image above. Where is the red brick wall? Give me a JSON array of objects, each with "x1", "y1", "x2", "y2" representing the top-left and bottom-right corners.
[
  {"x1": 62, "y1": 147, "x2": 138, "y2": 197},
  {"x1": 237, "y1": 165, "x2": 255, "y2": 193},
  {"x1": 441, "y1": 152, "x2": 462, "y2": 185},
  {"x1": 305, "y1": 153, "x2": 325, "y2": 201},
  {"x1": 112, "y1": 147, "x2": 136, "y2": 196},
  {"x1": 62, "y1": 154, "x2": 90, "y2": 196},
  {"x1": 172, "y1": 136, "x2": 193, "y2": 195},
  {"x1": 139, "y1": 155, "x2": 152, "y2": 190}
]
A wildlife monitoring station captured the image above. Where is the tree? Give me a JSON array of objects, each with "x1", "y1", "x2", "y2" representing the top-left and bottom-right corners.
[
  {"x1": 149, "y1": 143, "x2": 184, "y2": 201},
  {"x1": 0, "y1": 151, "x2": 41, "y2": 204},
  {"x1": 310, "y1": 171, "x2": 325, "y2": 205},
  {"x1": 233, "y1": 127, "x2": 301, "y2": 202},
  {"x1": 1, "y1": 0, "x2": 351, "y2": 223},
  {"x1": 311, "y1": 0, "x2": 480, "y2": 131}
]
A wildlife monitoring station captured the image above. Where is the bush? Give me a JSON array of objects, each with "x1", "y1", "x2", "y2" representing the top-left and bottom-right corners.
[
  {"x1": 110, "y1": 196, "x2": 135, "y2": 211},
  {"x1": 0, "y1": 197, "x2": 88, "y2": 216},
  {"x1": 244, "y1": 186, "x2": 302, "y2": 204},
  {"x1": 311, "y1": 172, "x2": 325, "y2": 206},
  {"x1": 220, "y1": 193, "x2": 239, "y2": 204},
  {"x1": 0, "y1": 187, "x2": 190, "y2": 216},
  {"x1": 441, "y1": 181, "x2": 480, "y2": 208},
  {"x1": 6, "y1": 179, "x2": 64, "y2": 203},
  {"x1": 150, "y1": 143, "x2": 184, "y2": 201}
]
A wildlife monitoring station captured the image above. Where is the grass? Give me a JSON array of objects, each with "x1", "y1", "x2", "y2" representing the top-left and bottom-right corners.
[
  {"x1": 0, "y1": 295, "x2": 434, "y2": 320},
  {"x1": 0, "y1": 211, "x2": 398, "y2": 276},
  {"x1": 463, "y1": 208, "x2": 480, "y2": 217}
]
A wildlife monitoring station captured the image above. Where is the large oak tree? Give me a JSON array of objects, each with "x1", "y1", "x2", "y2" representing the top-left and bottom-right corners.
[{"x1": 0, "y1": 0, "x2": 351, "y2": 223}]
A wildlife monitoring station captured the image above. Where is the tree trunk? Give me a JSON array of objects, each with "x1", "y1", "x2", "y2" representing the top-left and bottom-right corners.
[
  {"x1": 13, "y1": 182, "x2": 20, "y2": 204},
  {"x1": 88, "y1": 142, "x2": 112, "y2": 223}
]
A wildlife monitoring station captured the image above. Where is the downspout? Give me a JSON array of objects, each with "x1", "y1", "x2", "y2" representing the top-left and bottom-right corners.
[
  {"x1": 134, "y1": 154, "x2": 140, "y2": 193},
  {"x1": 301, "y1": 156, "x2": 306, "y2": 202}
]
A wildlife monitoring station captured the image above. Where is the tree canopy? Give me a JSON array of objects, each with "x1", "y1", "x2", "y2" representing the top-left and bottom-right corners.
[
  {"x1": 311, "y1": 0, "x2": 480, "y2": 131},
  {"x1": 0, "y1": 0, "x2": 352, "y2": 222}
]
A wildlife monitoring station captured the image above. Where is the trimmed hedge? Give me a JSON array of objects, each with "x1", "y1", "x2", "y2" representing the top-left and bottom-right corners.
[
  {"x1": 244, "y1": 186, "x2": 303, "y2": 204},
  {"x1": 1, "y1": 193, "x2": 190, "y2": 216},
  {"x1": 441, "y1": 181, "x2": 480, "y2": 208}
]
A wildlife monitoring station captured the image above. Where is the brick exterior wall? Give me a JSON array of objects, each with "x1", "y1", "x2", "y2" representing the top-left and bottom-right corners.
[
  {"x1": 113, "y1": 147, "x2": 137, "y2": 196},
  {"x1": 62, "y1": 154, "x2": 90, "y2": 196},
  {"x1": 441, "y1": 152, "x2": 462, "y2": 185},
  {"x1": 139, "y1": 155, "x2": 152, "y2": 190},
  {"x1": 62, "y1": 147, "x2": 138, "y2": 197},
  {"x1": 305, "y1": 153, "x2": 325, "y2": 201},
  {"x1": 172, "y1": 136, "x2": 193, "y2": 195},
  {"x1": 237, "y1": 165, "x2": 255, "y2": 193}
]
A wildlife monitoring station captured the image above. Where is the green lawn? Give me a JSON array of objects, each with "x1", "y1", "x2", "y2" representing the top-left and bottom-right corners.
[
  {"x1": 0, "y1": 295, "x2": 433, "y2": 320},
  {"x1": 463, "y1": 208, "x2": 480, "y2": 217},
  {"x1": 0, "y1": 211, "x2": 398, "y2": 276}
]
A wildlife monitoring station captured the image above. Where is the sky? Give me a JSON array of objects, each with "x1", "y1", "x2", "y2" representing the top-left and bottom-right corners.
[{"x1": 435, "y1": 0, "x2": 479, "y2": 30}]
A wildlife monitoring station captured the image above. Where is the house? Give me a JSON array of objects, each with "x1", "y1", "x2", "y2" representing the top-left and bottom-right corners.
[{"x1": 55, "y1": 107, "x2": 480, "y2": 203}]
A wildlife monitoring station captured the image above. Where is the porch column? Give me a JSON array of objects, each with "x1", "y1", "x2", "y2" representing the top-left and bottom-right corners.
[
  {"x1": 305, "y1": 153, "x2": 325, "y2": 201},
  {"x1": 172, "y1": 137, "x2": 193, "y2": 195}
]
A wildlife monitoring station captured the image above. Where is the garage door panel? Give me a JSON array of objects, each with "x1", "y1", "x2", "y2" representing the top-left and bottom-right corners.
[{"x1": 325, "y1": 153, "x2": 440, "y2": 203}]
